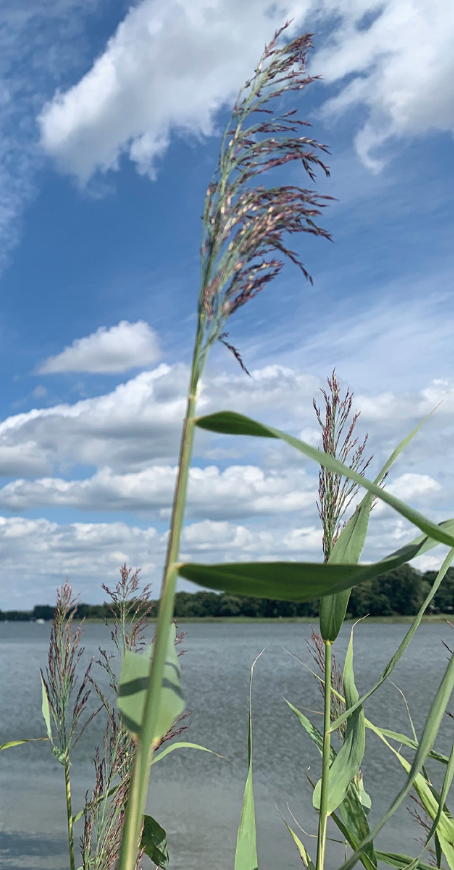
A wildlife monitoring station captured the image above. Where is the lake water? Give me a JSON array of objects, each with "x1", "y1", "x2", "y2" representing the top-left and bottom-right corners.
[{"x1": 1, "y1": 620, "x2": 454, "y2": 870}]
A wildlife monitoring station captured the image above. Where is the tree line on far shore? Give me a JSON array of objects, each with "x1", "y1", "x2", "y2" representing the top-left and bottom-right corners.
[{"x1": 1, "y1": 564, "x2": 453, "y2": 621}]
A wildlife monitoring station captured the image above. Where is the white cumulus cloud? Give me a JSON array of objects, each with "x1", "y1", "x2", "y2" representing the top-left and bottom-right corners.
[
  {"x1": 38, "y1": 0, "x2": 454, "y2": 181},
  {"x1": 38, "y1": 320, "x2": 160, "y2": 373}
]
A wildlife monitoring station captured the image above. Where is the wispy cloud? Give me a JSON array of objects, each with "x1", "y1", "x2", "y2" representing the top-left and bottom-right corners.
[{"x1": 0, "y1": 0, "x2": 107, "y2": 272}]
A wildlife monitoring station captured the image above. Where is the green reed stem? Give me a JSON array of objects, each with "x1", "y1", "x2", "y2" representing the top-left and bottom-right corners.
[
  {"x1": 64, "y1": 755, "x2": 76, "y2": 870},
  {"x1": 316, "y1": 640, "x2": 332, "y2": 870},
  {"x1": 118, "y1": 327, "x2": 204, "y2": 870}
]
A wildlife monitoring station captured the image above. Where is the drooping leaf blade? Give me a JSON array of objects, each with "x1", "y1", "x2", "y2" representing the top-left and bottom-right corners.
[
  {"x1": 152, "y1": 740, "x2": 226, "y2": 766},
  {"x1": 0, "y1": 737, "x2": 49, "y2": 750},
  {"x1": 117, "y1": 624, "x2": 184, "y2": 740},
  {"x1": 179, "y1": 524, "x2": 454, "y2": 602},
  {"x1": 195, "y1": 411, "x2": 454, "y2": 549},
  {"x1": 141, "y1": 814, "x2": 169, "y2": 869}
]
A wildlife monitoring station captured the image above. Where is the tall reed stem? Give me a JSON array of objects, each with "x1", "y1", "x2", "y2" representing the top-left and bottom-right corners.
[
  {"x1": 316, "y1": 640, "x2": 332, "y2": 870},
  {"x1": 118, "y1": 328, "x2": 204, "y2": 870},
  {"x1": 64, "y1": 756, "x2": 76, "y2": 870}
]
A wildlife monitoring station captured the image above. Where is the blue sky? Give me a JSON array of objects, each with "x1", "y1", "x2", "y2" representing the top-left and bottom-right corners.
[{"x1": 0, "y1": 0, "x2": 453, "y2": 608}]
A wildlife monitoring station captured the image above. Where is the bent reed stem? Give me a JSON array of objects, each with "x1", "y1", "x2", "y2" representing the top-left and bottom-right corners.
[
  {"x1": 316, "y1": 640, "x2": 332, "y2": 870},
  {"x1": 118, "y1": 328, "x2": 204, "y2": 870}
]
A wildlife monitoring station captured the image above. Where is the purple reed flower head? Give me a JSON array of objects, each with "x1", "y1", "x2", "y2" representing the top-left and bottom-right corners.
[
  {"x1": 197, "y1": 22, "x2": 335, "y2": 370},
  {"x1": 313, "y1": 370, "x2": 373, "y2": 561}
]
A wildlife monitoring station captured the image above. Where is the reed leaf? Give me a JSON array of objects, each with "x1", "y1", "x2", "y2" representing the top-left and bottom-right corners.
[
  {"x1": 313, "y1": 628, "x2": 365, "y2": 814},
  {"x1": 195, "y1": 411, "x2": 454, "y2": 549},
  {"x1": 375, "y1": 851, "x2": 436, "y2": 870},
  {"x1": 329, "y1": 547, "x2": 454, "y2": 734},
  {"x1": 320, "y1": 403, "x2": 439, "y2": 641},
  {"x1": 285, "y1": 700, "x2": 376, "y2": 870},
  {"x1": 364, "y1": 722, "x2": 450, "y2": 766},
  {"x1": 179, "y1": 525, "x2": 454, "y2": 600},
  {"x1": 141, "y1": 814, "x2": 169, "y2": 869},
  {"x1": 0, "y1": 737, "x2": 48, "y2": 750},
  {"x1": 117, "y1": 624, "x2": 184, "y2": 740},
  {"x1": 234, "y1": 652, "x2": 262, "y2": 870},
  {"x1": 284, "y1": 820, "x2": 316, "y2": 870},
  {"x1": 335, "y1": 649, "x2": 454, "y2": 870},
  {"x1": 152, "y1": 740, "x2": 226, "y2": 766}
]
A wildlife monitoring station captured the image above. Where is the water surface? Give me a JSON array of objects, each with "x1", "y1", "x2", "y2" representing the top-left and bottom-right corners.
[{"x1": 1, "y1": 621, "x2": 453, "y2": 869}]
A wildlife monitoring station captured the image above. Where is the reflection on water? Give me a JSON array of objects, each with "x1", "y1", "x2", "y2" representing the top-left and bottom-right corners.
[{"x1": 1, "y1": 620, "x2": 453, "y2": 869}]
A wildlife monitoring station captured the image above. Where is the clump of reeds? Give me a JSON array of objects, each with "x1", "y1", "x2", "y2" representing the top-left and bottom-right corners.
[
  {"x1": 41, "y1": 580, "x2": 99, "y2": 870},
  {"x1": 81, "y1": 565, "x2": 188, "y2": 870}
]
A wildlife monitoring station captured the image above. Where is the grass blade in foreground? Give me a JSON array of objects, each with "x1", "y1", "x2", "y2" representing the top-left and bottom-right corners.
[
  {"x1": 195, "y1": 411, "x2": 454, "y2": 549},
  {"x1": 235, "y1": 652, "x2": 262, "y2": 870},
  {"x1": 117, "y1": 624, "x2": 184, "y2": 738}
]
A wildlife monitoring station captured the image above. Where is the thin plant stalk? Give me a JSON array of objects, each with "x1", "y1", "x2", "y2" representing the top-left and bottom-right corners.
[
  {"x1": 316, "y1": 640, "x2": 332, "y2": 870},
  {"x1": 118, "y1": 331, "x2": 204, "y2": 868},
  {"x1": 65, "y1": 760, "x2": 76, "y2": 870},
  {"x1": 118, "y1": 23, "x2": 331, "y2": 869},
  {"x1": 314, "y1": 373, "x2": 372, "y2": 870},
  {"x1": 41, "y1": 582, "x2": 98, "y2": 870}
]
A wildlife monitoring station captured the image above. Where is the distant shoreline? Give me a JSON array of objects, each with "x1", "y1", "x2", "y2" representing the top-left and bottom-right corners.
[{"x1": 77, "y1": 614, "x2": 454, "y2": 625}]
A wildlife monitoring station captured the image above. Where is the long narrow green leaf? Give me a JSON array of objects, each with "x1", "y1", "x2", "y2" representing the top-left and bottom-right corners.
[
  {"x1": 425, "y1": 741, "x2": 454, "y2": 846},
  {"x1": 369, "y1": 722, "x2": 454, "y2": 870},
  {"x1": 152, "y1": 740, "x2": 226, "y2": 765},
  {"x1": 0, "y1": 737, "x2": 49, "y2": 750},
  {"x1": 364, "y1": 721, "x2": 449, "y2": 765},
  {"x1": 336, "y1": 649, "x2": 454, "y2": 870},
  {"x1": 284, "y1": 699, "x2": 326, "y2": 757},
  {"x1": 376, "y1": 851, "x2": 436, "y2": 870},
  {"x1": 283, "y1": 820, "x2": 316, "y2": 870},
  {"x1": 338, "y1": 784, "x2": 377, "y2": 870},
  {"x1": 117, "y1": 624, "x2": 184, "y2": 740},
  {"x1": 179, "y1": 525, "x2": 454, "y2": 602},
  {"x1": 41, "y1": 677, "x2": 53, "y2": 741},
  {"x1": 331, "y1": 800, "x2": 377, "y2": 870},
  {"x1": 286, "y1": 700, "x2": 376, "y2": 870},
  {"x1": 330, "y1": 547, "x2": 454, "y2": 733},
  {"x1": 313, "y1": 628, "x2": 365, "y2": 814},
  {"x1": 195, "y1": 411, "x2": 454, "y2": 549},
  {"x1": 320, "y1": 405, "x2": 436, "y2": 641},
  {"x1": 234, "y1": 652, "x2": 262, "y2": 870}
]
